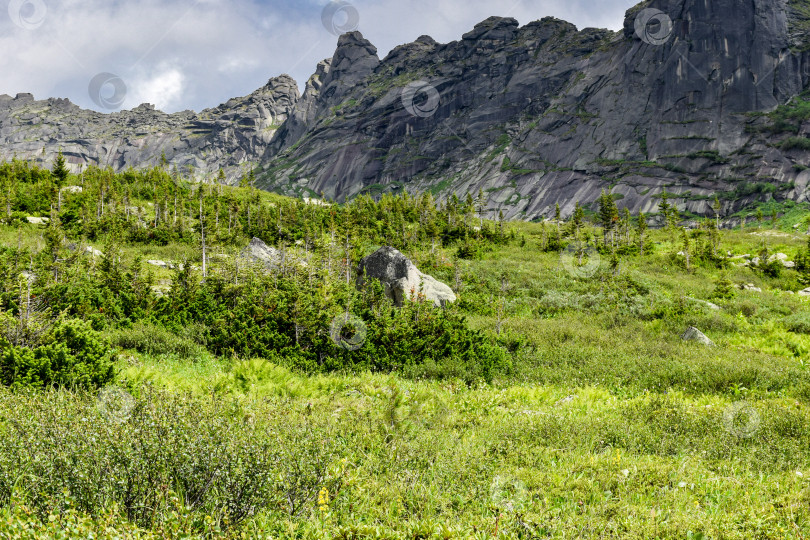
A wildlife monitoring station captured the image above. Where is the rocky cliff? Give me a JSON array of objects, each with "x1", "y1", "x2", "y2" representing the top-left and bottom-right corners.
[
  {"x1": 4, "y1": 0, "x2": 810, "y2": 220},
  {"x1": 0, "y1": 75, "x2": 299, "y2": 181}
]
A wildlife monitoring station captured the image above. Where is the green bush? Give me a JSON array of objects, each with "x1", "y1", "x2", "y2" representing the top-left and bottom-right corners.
[
  {"x1": 0, "y1": 387, "x2": 346, "y2": 531},
  {"x1": 783, "y1": 312, "x2": 810, "y2": 335},
  {"x1": 109, "y1": 322, "x2": 206, "y2": 359},
  {"x1": 0, "y1": 318, "x2": 114, "y2": 389}
]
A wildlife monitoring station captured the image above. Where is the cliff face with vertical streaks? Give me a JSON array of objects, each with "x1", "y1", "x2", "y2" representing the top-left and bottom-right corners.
[{"x1": 5, "y1": 0, "x2": 810, "y2": 220}]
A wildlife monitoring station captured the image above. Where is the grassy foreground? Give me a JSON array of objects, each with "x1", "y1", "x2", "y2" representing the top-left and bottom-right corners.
[
  {"x1": 3, "y1": 226, "x2": 810, "y2": 538},
  {"x1": 1, "y1": 159, "x2": 810, "y2": 537}
]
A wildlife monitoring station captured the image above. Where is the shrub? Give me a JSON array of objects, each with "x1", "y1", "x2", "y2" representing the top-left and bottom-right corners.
[
  {"x1": 0, "y1": 318, "x2": 114, "y2": 389},
  {"x1": 711, "y1": 274, "x2": 736, "y2": 300},
  {"x1": 0, "y1": 387, "x2": 347, "y2": 531},
  {"x1": 109, "y1": 322, "x2": 206, "y2": 359},
  {"x1": 783, "y1": 312, "x2": 810, "y2": 335}
]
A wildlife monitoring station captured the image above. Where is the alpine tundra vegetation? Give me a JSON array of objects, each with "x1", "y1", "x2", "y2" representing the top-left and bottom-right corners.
[{"x1": 3, "y1": 0, "x2": 810, "y2": 537}]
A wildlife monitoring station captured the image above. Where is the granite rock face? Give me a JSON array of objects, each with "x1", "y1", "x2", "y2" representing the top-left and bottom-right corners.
[
  {"x1": 0, "y1": 75, "x2": 300, "y2": 183},
  {"x1": 258, "y1": 0, "x2": 810, "y2": 220},
  {"x1": 5, "y1": 0, "x2": 810, "y2": 220}
]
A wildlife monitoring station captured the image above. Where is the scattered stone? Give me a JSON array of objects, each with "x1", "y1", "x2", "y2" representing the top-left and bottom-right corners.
[
  {"x1": 303, "y1": 197, "x2": 331, "y2": 207},
  {"x1": 358, "y1": 246, "x2": 457, "y2": 308},
  {"x1": 85, "y1": 246, "x2": 103, "y2": 257},
  {"x1": 60, "y1": 185, "x2": 83, "y2": 193},
  {"x1": 686, "y1": 297, "x2": 721, "y2": 311},
  {"x1": 555, "y1": 395, "x2": 576, "y2": 406},
  {"x1": 741, "y1": 283, "x2": 762, "y2": 292},
  {"x1": 147, "y1": 260, "x2": 169, "y2": 268},
  {"x1": 681, "y1": 326, "x2": 714, "y2": 346}
]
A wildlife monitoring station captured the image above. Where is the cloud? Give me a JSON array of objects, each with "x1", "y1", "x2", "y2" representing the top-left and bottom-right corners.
[
  {"x1": 128, "y1": 67, "x2": 186, "y2": 111},
  {"x1": 0, "y1": 0, "x2": 639, "y2": 113}
]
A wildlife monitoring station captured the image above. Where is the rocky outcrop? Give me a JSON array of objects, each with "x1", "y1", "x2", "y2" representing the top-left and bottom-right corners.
[
  {"x1": 257, "y1": 0, "x2": 810, "y2": 219},
  {"x1": 0, "y1": 75, "x2": 300, "y2": 183},
  {"x1": 5, "y1": 0, "x2": 810, "y2": 219},
  {"x1": 358, "y1": 246, "x2": 456, "y2": 308},
  {"x1": 241, "y1": 237, "x2": 282, "y2": 270}
]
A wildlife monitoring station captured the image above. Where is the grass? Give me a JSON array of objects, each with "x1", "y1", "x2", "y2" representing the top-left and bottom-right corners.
[{"x1": 3, "y1": 207, "x2": 810, "y2": 536}]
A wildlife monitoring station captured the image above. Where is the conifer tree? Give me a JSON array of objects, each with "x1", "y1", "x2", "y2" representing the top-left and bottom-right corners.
[
  {"x1": 598, "y1": 190, "x2": 618, "y2": 247},
  {"x1": 659, "y1": 189, "x2": 671, "y2": 229},
  {"x1": 572, "y1": 201, "x2": 584, "y2": 240},
  {"x1": 52, "y1": 151, "x2": 70, "y2": 211}
]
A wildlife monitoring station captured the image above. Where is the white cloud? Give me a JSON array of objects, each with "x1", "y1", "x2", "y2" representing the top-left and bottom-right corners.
[
  {"x1": 0, "y1": 0, "x2": 638, "y2": 113},
  {"x1": 127, "y1": 67, "x2": 185, "y2": 111}
]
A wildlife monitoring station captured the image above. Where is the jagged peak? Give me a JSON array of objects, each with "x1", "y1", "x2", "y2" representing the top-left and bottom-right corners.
[
  {"x1": 304, "y1": 60, "x2": 332, "y2": 97},
  {"x1": 462, "y1": 16, "x2": 519, "y2": 41},
  {"x1": 383, "y1": 34, "x2": 438, "y2": 63},
  {"x1": 266, "y1": 74, "x2": 298, "y2": 88},
  {"x1": 335, "y1": 31, "x2": 378, "y2": 57},
  {"x1": 415, "y1": 35, "x2": 437, "y2": 46},
  {"x1": 325, "y1": 31, "x2": 380, "y2": 89}
]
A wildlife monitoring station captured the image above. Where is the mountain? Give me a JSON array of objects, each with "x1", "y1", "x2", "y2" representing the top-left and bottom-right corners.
[
  {"x1": 4, "y1": 0, "x2": 810, "y2": 220},
  {"x1": 0, "y1": 75, "x2": 299, "y2": 182}
]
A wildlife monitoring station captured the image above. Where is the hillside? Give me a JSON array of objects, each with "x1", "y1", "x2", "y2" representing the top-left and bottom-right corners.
[
  {"x1": 6, "y1": 0, "x2": 810, "y2": 220},
  {"x1": 0, "y1": 156, "x2": 809, "y2": 536}
]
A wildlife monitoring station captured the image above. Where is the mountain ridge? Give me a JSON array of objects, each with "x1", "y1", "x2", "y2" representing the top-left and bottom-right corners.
[{"x1": 4, "y1": 0, "x2": 810, "y2": 220}]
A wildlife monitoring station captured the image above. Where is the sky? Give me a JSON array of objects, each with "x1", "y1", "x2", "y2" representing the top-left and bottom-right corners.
[{"x1": 0, "y1": 0, "x2": 640, "y2": 113}]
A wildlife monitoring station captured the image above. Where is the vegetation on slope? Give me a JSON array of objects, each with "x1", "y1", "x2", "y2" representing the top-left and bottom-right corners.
[{"x1": 0, "y1": 155, "x2": 809, "y2": 537}]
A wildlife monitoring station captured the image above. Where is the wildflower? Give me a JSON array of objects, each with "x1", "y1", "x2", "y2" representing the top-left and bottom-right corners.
[{"x1": 317, "y1": 487, "x2": 329, "y2": 512}]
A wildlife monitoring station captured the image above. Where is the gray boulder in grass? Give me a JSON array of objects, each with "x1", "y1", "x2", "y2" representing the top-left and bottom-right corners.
[
  {"x1": 681, "y1": 326, "x2": 714, "y2": 347},
  {"x1": 241, "y1": 237, "x2": 282, "y2": 269},
  {"x1": 358, "y1": 246, "x2": 456, "y2": 308}
]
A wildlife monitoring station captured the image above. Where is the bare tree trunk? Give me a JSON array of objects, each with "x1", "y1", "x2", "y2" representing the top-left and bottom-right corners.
[{"x1": 200, "y1": 194, "x2": 207, "y2": 279}]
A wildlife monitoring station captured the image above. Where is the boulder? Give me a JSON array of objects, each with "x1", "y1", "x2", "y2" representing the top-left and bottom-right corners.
[
  {"x1": 26, "y1": 216, "x2": 49, "y2": 225},
  {"x1": 741, "y1": 283, "x2": 762, "y2": 292},
  {"x1": 147, "y1": 260, "x2": 169, "y2": 268},
  {"x1": 682, "y1": 327, "x2": 714, "y2": 347},
  {"x1": 358, "y1": 246, "x2": 456, "y2": 308},
  {"x1": 799, "y1": 288, "x2": 810, "y2": 297},
  {"x1": 768, "y1": 253, "x2": 795, "y2": 267},
  {"x1": 85, "y1": 246, "x2": 103, "y2": 257},
  {"x1": 241, "y1": 237, "x2": 282, "y2": 270}
]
